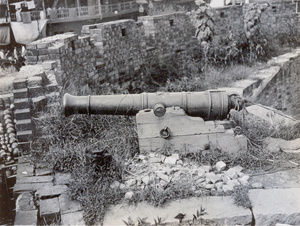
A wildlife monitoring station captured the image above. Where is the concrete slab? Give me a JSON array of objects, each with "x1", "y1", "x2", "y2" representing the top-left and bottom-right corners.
[
  {"x1": 35, "y1": 185, "x2": 68, "y2": 199},
  {"x1": 14, "y1": 209, "x2": 38, "y2": 225},
  {"x1": 13, "y1": 183, "x2": 53, "y2": 194},
  {"x1": 39, "y1": 197, "x2": 60, "y2": 225},
  {"x1": 58, "y1": 193, "x2": 82, "y2": 214},
  {"x1": 250, "y1": 169, "x2": 300, "y2": 189},
  {"x1": 61, "y1": 211, "x2": 85, "y2": 225},
  {"x1": 16, "y1": 175, "x2": 53, "y2": 184},
  {"x1": 249, "y1": 188, "x2": 300, "y2": 216},
  {"x1": 103, "y1": 196, "x2": 251, "y2": 225}
]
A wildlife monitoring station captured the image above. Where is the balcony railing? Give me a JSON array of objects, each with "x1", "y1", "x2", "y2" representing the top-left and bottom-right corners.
[{"x1": 9, "y1": 1, "x2": 138, "y2": 24}]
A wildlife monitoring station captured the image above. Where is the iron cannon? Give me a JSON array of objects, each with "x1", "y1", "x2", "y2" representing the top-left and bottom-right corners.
[
  {"x1": 63, "y1": 90, "x2": 242, "y2": 119},
  {"x1": 62, "y1": 90, "x2": 246, "y2": 154}
]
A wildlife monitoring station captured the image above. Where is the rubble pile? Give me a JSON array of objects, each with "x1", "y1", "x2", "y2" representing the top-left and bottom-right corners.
[{"x1": 110, "y1": 153, "x2": 253, "y2": 201}]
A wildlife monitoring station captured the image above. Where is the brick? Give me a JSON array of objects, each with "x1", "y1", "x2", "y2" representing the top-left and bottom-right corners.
[
  {"x1": 14, "y1": 98, "x2": 30, "y2": 109},
  {"x1": 27, "y1": 76, "x2": 42, "y2": 87},
  {"x1": 54, "y1": 172, "x2": 72, "y2": 185},
  {"x1": 26, "y1": 49, "x2": 38, "y2": 56},
  {"x1": 26, "y1": 56, "x2": 38, "y2": 63},
  {"x1": 16, "y1": 163, "x2": 34, "y2": 177},
  {"x1": 58, "y1": 193, "x2": 82, "y2": 214},
  {"x1": 16, "y1": 119, "x2": 32, "y2": 132},
  {"x1": 61, "y1": 210, "x2": 85, "y2": 226},
  {"x1": 38, "y1": 54, "x2": 50, "y2": 61},
  {"x1": 13, "y1": 79, "x2": 27, "y2": 89},
  {"x1": 26, "y1": 43, "x2": 37, "y2": 49},
  {"x1": 37, "y1": 42, "x2": 49, "y2": 49},
  {"x1": 38, "y1": 49, "x2": 49, "y2": 55},
  {"x1": 42, "y1": 60, "x2": 57, "y2": 70},
  {"x1": 13, "y1": 88, "x2": 28, "y2": 99},
  {"x1": 35, "y1": 185, "x2": 68, "y2": 199},
  {"x1": 16, "y1": 192, "x2": 36, "y2": 211},
  {"x1": 17, "y1": 175, "x2": 53, "y2": 184},
  {"x1": 14, "y1": 108, "x2": 31, "y2": 120},
  {"x1": 13, "y1": 183, "x2": 53, "y2": 194},
  {"x1": 14, "y1": 210, "x2": 38, "y2": 225},
  {"x1": 16, "y1": 130, "x2": 33, "y2": 142},
  {"x1": 39, "y1": 198, "x2": 60, "y2": 225}
]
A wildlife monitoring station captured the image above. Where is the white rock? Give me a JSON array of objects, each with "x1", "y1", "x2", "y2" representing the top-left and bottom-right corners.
[
  {"x1": 215, "y1": 182, "x2": 224, "y2": 191},
  {"x1": 215, "y1": 161, "x2": 226, "y2": 172},
  {"x1": 110, "y1": 181, "x2": 120, "y2": 189},
  {"x1": 227, "y1": 179, "x2": 240, "y2": 187},
  {"x1": 119, "y1": 183, "x2": 126, "y2": 190},
  {"x1": 238, "y1": 175, "x2": 250, "y2": 186},
  {"x1": 222, "y1": 175, "x2": 231, "y2": 184},
  {"x1": 138, "y1": 154, "x2": 146, "y2": 160},
  {"x1": 164, "y1": 156, "x2": 177, "y2": 165},
  {"x1": 124, "y1": 191, "x2": 134, "y2": 200},
  {"x1": 205, "y1": 172, "x2": 222, "y2": 184},
  {"x1": 205, "y1": 184, "x2": 215, "y2": 189},
  {"x1": 142, "y1": 175, "x2": 151, "y2": 185},
  {"x1": 197, "y1": 168, "x2": 206, "y2": 177},
  {"x1": 156, "y1": 172, "x2": 171, "y2": 183},
  {"x1": 125, "y1": 179, "x2": 136, "y2": 187},
  {"x1": 224, "y1": 168, "x2": 238, "y2": 179},
  {"x1": 223, "y1": 184, "x2": 235, "y2": 193},
  {"x1": 177, "y1": 160, "x2": 183, "y2": 165},
  {"x1": 200, "y1": 165, "x2": 211, "y2": 173}
]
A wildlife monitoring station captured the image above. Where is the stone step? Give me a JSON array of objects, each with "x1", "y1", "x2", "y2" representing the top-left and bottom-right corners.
[
  {"x1": 13, "y1": 79, "x2": 27, "y2": 90},
  {"x1": 14, "y1": 210, "x2": 38, "y2": 225},
  {"x1": 16, "y1": 130, "x2": 33, "y2": 142},
  {"x1": 13, "y1": 88, "x2": 28, "y2": 99},
  {"x1": 16, "y1": 119, "x2": 32, "y2": 132},
  {"x1": 14, "y1": 98, "x2": 30, "y2": 110},
  {"x1": 14, "y1": 108, "x2": 31, "y2": 121}
]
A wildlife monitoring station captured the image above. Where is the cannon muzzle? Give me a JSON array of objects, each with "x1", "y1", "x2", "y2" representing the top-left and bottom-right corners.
[{"x1": 63, "y1": 90, "x2": 239, "y2": 119}]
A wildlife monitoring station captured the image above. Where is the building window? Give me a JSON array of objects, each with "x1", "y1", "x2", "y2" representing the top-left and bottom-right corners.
[
  {"x1": 169, "y1": 19, "x2": 174, "y2": 26},
  {"x1": 121, "y1": 28, "x2": 126, "y2": 36}
]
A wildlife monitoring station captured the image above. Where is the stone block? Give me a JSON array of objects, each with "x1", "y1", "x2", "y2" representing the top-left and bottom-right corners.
[
  {"x1": 59, "y1": 193, "x2": 82, "y2": 214},
  {"x1": 156, "y1": 172, "x2": 170, "y2": 183},
  {"x1": 13, "y1": 183, "x2": 53, "y2": 194},
  {"x1": 16, "y1": 192, "x2": 36, "y2": 211},
  {"x1": 14, "y1": 108, "x2": 31, "y2": 120},
  {"x1": 16, "y1": 119, "x2": 32, "y2": 132},
  {"x1": 38, "y1": 54, "x2": 50, "y2": 62},
  {"x1": 14, "y1": 209, "x2": 38, "y2": 225},
  {"x1": 17, "y1": 130, "x2": 33, "y2": 142},
  {"x1": 54, "y1": 172, "x2": 72, "y2": 185},
  {"x1": 39, "y1": 197, "x2": 60, "y2": 225},
  {"x1": 14, "y1": 98, "x2": 30, "y2": 109},
  {"x1": 13, "y1": 79, "x2": 27, "y2": 90},
  {"x1": 42, "y1": 60, "x2": 57, "y2": 70},
  {"x1": 16, "y1": 163, "x2": 34, "y2": 177},
  {"x1": 205, "y1": 172, "x2": 222, "y2": 184},
  {"x1": 13, "y1": 88, "x2": 28, "y2": 99},
  {"x1": 215, "y1": 161, "x2": 226, "y2": 172},
  {"x1": 35, "y1": 185, "x2": 68, "y2": 199},
  {"x1": 17, "y1": 175, "x2": 53, "y2": 184},
  {"x1": 26, "y1": 56, "x2": 38, "y2": 64},
  {"x1": 61, "y1": 210, "x2": 85, "y2": 226},
  {"x1": 36, "y1": 168, "x2": 53, "y2": 176}
]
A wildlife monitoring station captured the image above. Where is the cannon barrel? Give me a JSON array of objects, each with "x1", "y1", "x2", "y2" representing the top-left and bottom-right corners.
[{"x1": 63, "y1": 90, "x2": 237, "y2": 120}]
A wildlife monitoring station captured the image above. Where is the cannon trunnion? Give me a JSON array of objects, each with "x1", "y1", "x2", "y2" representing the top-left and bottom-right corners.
[{"x1": 63, "y1": 90, "x2": 247, "y2": 154}]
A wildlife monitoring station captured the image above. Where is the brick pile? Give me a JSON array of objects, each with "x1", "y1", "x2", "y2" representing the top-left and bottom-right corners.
[{"x1": 14, "y1": 156, "x2": 84, "y2": 225}]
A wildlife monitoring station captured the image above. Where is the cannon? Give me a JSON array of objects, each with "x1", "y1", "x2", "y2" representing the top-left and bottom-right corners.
[{"x1": 63, "y1": 90, "x2": 247, "y2": 154}]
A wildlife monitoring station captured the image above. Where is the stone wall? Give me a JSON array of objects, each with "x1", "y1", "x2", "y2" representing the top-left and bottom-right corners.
[
  {"x1": 254, "y1": 53, "x2": 300, "y2": 118},
  {"x1": 26, "y1": 12, "x2": 196, "y2": 88}
]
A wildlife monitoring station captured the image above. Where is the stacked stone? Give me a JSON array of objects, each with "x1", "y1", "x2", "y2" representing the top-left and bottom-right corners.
[
  {"x1": 84, "y1": 19, "x2": 147, "y2": 84},
  {"x1": 111, "y1": 153, "x2": 254, "y2": 202},
  {"x1": 14, "y1": 157, "x2": 84, "y2": 225},
  {"x1": 138, "y1": 12, "x2": 197, "y2": 60},
  {"x1": 13, "y1": 79, "x2": 32, "y2": 153}
]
